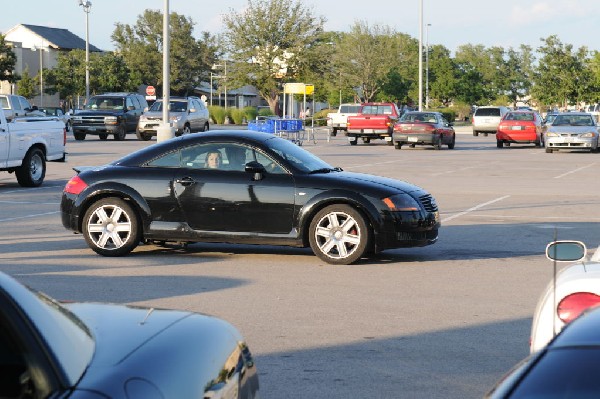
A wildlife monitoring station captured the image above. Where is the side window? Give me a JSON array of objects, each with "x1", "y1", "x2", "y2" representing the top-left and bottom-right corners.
[
  {"x1": 252, "y1": 149, "x2": 286, "y2": 174},
  {"x1": 12, "y1": 97, "x2": 23, "y2": 111},
  {"x1": 130, "y1": 96, "x2": 140, "y2": 110},
  {"x1": 125, "y1": 97, "x2": 134, "y2": 111},
  {"x1": 181, "y1": 144, "x2": 223, "y2": 170},
  {"x1": 19, "y1": 97, "x2": 31, "y2": 110},
  {"x1": 147, "y1": 151, "x2": 181, "y2": 168},
  {"x1": 138, "y1": 96, "x2": 148, "y2": 110}
]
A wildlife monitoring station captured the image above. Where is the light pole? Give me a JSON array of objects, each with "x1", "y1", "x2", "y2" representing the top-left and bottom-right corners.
[
  {"x1": 78, "y1": 0, "x2": 92, "y2": 106},
  {"x1": 210, "y1": 72, "x2": 213, "y2": 106},
  {"x1": 31, "y1": 43, "x2": 44, "y2": 107},
  {"x1": 212, "y1": 61, "x2": 227, "y2": 109},
  {"x1": 425, "y1": 23, "x2": 431, "y2": 109},
  {"x1": 418, "y1": 0, "x2": 424, "y2": 111}
]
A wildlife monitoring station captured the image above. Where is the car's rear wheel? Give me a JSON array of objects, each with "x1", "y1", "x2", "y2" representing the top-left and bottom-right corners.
[
  {"x1": 433, "y1": 136, "x2": 442, "y2": 150},
  {"x1": 183, "y1": 124, "x2": 191, "y2": 135},
  {"x1": 362, "y1": 137, "x2": 370, "y2": 144},
  {"x1": 74, "y1": 132, "x2": 86, "y2": 141},
  {"x1": 309, "y1": 204, "x2": 371, "y2": 265},
  {"x1": 82, "y1": 198, "x2": 141, "y2": 257},
  {"x1": 99, "y1": 133, "x2": 108, "y2": 140},
  {"x1": 200, "y1": 122, "x2": 209, "y2": 132},
  {"x1": 16, "y1": 148, "x2": 45, "y2": 187},
  {"x1": 473, "y1": 131, "x2": 479, "y2": 137},
  {"x1": 331, "y1": 128, "x2": 338, "y2": 137},
  {"x1": 394, "y1": 142, "x2": 402, "y2": 149}
]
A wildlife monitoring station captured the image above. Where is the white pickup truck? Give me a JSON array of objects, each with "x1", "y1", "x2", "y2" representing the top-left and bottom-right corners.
[
  {"x1": 0, "y1": 110, "x2": 66, "y2": 187},
  {"x1": 327, "y1": 103, "x2": 361, "y2": 136}
]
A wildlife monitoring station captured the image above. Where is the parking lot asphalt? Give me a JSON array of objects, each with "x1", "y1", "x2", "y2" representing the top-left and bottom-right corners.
[{"x1": 1, "y1": 127, "x2": 600, "y2": 398}]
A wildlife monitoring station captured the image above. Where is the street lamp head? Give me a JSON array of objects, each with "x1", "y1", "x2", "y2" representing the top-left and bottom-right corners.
[{"x1": 78, "y1": 0, "x2": 92, "y2": 11}]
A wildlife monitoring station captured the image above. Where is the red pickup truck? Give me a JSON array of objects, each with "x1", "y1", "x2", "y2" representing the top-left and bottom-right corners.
[{"x1": 346, "y1": 102, "x2": 401, "y2": 145}]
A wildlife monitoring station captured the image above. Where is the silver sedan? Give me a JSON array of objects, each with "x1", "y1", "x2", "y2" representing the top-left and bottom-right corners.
[{"x1": 545, "y1": 112, "x2": 599, "y2": 153}]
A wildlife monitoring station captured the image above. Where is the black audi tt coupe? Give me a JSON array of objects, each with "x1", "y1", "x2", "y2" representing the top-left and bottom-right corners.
[{"x1": 61, "y1": 131, "x2": 440, "y2": 264}]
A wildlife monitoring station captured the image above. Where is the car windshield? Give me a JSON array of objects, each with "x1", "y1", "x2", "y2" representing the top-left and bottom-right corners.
[
  {"x1": 86, "y1": 97, "x2": 124, "y2": 110},
  {"x1": 149, "y1": 100, "x2": 187, "y2": 113},
  {"x1": 545, "y1": 114, "x2": 557, "y2": 124},
  {"x1": 266, "y1": 136, "x2": 333, "y2": 173},
  {"x1": 552, "y1": 115, "x2": 594, "y2": 126}
]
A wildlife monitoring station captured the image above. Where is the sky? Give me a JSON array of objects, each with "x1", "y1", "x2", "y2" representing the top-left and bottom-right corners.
[{"x1": 2, "y1": 0, "x2": 600, "y2": 55}]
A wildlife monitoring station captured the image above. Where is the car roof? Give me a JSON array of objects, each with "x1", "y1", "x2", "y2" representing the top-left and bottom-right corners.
[{"x1": 551, "y1": 306, "x2": 600, "y2": 348}]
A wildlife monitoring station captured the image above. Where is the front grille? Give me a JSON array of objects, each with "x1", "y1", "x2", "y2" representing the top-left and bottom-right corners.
[
  {"x1": 73, "y1": 116, "x2": 106, "y2": 125},
  {"x1": 418, "y1": 194, "x2": 438, "y2": 212}
]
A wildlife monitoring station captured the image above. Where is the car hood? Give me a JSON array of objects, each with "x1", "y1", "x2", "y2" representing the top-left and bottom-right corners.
[
  {"x1": 548, "y1": 125, "x2": 597, "y2": 134},
  {"x1": 67, "y1": 303, "x2": 248, "y2": 397},
  {"x1": 307, "y1": 170, "x2": 427, "y2": 196}
]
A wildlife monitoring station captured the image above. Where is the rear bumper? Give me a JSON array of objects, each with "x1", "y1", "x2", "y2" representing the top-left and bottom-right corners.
[{"x1": 393, "y1": 132, "x2": 437, "y2": 145}]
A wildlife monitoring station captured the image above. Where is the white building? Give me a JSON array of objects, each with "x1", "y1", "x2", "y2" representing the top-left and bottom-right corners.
[{"x1": 1, "y1": 24, "x2": 102, "y2": 107}]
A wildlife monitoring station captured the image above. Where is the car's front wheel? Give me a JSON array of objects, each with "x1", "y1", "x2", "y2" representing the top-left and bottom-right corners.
[
  {"x1": 82, "y1": 198, "x2": 141, "y2": 257},
  {"x1": 309, "y1": 204, "x2": 371, "y2": 265}
]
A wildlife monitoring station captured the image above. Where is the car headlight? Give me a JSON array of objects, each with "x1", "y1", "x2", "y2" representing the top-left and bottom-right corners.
[
  {"x1": 382, "y1": 193, "x2": 420, "y2": 211},
  {"x1": 105, "y1": 116, "x2": 118, "y2": 125},
  {"x1": 580, "y1": 132, "x2": 596, "y2": 138},
  {"x1": 546, "y1": 132, "x2": 559, "y2": 137},
  {"x1": 170, "y1": 115, "x2": 182, "y2": 123},
  {"x1": 139, "y1": 115, "x2": 148, "y2": 122}
]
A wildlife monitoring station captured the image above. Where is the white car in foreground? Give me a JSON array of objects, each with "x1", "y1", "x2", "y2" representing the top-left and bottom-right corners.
[{"x1": 530, "y1": 240, "x2": 600, "y2": 353}]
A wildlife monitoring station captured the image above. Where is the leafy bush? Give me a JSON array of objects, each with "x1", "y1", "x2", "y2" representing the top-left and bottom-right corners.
[
  {"x1": 208, "y1": 106, "x2": 227, "y2": 124},
  {"x1": 313, "y1": 109, "x2": 334, "y2": 126},
  {"x1": 258, "y1": 108, "x2": 274, "y2": 117},
  {"x1": 230, "y1": 108, "x2": 246, "y2": 124},
  {"x1": 243, "y1": 106, "x2": 258, "y2": 122}
]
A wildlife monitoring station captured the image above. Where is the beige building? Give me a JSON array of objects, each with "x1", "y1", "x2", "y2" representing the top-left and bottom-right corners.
[{"x1": 1, "y1": 24, "x2": 102, "y2": 107}]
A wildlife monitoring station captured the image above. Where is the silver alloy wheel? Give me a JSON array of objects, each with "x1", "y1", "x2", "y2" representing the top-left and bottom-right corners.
[
  {"x1": 313, "y1": 210, "x2": 362, "y2": 260},
  {"x1": 29, "y1": 152, "x2": 44, "y2": 182},
  {"x1": 86, "y1": 204, "x2": 132, "y2": 250}
]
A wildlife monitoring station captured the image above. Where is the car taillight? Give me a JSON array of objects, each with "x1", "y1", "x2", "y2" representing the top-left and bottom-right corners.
[
  {"x1": 64, "y1": 175, "x2": 88, "y2": 195},
  {"x1": 557, "y1": 292, "x2": 600, "y2": 323}
]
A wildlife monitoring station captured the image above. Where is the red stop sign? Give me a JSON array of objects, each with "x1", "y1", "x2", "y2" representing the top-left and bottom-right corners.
[{"x1": 146, "y1": 86, "x2": 156, "y2": 96}]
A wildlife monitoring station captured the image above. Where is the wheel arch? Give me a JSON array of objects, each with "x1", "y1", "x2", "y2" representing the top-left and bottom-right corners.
[
  {"x1": 75, "y1": 183, "x2": 151, "y2": 236},
  {"x1": 297, "y1": 190, "x2": 383, "y2": 248}
]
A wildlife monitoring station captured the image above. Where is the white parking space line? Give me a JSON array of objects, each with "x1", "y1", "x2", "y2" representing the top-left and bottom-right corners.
[
  {"x1": 344, "y1": 160, "x2": 407, "y2": 169},
  {"x1": 0, "y1": 200, "x2": 59, "y2": 205},
  {"x1": 442, "y1": 195, "x2": 511, "y2": 224},
  {"x1": 553, "y1": 163, "x2": 597, "y2": 179},
  {"x1": 0, "y1": 211, "x2": 60, "y2": 223},
  {"x1": 0, "y1": 184, "x2": 64, "y2": 195}
]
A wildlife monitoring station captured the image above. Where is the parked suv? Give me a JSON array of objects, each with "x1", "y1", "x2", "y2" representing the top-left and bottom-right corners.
[
  {"x1": 71, "y1": 92, "x2": 148, "y2": 141},
  {"x1": 136, "y1": 96, "x2": 210, "y2": 140},
  {"x1": 472, "y1": 106, "x2": 510, "y2": 136},
  {"x1": 0, "y1": 94, "x2": 45, "y2": 121}
]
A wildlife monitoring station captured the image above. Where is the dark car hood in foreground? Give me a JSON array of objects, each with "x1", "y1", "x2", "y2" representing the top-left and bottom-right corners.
[
  {"x1": 66, "y1": 303, "x2": 254, "y2": 398},
  {"x1": 309, "y1": 170, "x2": 426, "y2": 195}
]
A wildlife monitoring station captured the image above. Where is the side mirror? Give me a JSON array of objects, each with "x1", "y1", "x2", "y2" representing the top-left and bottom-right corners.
[
  {"x1": 189, "y1": 108, "x2": 196, "y2": 113},
  {"x1": 245, "y1": 161, "x2": 265, "y2": 181},
  {"x1": 546, "y1": 241, "x2": 586, "y2": 262},
  {"x1": 127, "y1": 106, "x2": 135, "y2": 111}
]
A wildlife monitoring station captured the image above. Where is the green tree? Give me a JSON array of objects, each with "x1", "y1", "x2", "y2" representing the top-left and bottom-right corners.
[
  {"x1": 426, "y1": 44, "x2": 458, "y2": 106},
  {"x1": 112, "y1": 9, "x2": 216, "y2": 96},
  {"x1": 16, "y1": 67, "x2": 37, "y2": 99},
  {"x1": 43, "y1": 49, "x2": 85, "y2": 104},
  {"x1": 222, "y1": 0, "x2": 325, "y2": 113},
  {"x1": 532, "y1": 35, "x2": 590, "y2": 108},
  {"x1": 0, "y1": 34, "x2": 17, "y2": 83}
]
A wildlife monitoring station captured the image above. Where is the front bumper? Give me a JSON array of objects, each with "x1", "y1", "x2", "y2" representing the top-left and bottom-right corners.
[
  {"x1": 72, "y1": 124, "x2": 120, "y2": 134},
  {"x1": 376, "y1": 209, "x2": 440, "y2": 251},
  {"x1": 546, "y1": 136, "x2": 597, "y2": 150},
  {"x1": 138, "y1": 120, "x2": 184, "y2": 135}
]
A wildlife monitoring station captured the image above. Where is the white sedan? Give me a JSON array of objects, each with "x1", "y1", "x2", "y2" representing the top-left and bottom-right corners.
[{"x1": 530, "y1": 240, "x2": 600, "y2": 353}]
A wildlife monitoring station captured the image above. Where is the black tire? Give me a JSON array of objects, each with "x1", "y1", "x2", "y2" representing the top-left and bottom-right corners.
[
  {"x1": 136, "y1": 130, "x2": 151, "y2": 141},
  {"x1": 200, "y1": 122, "x2": 209, "y2": 132},
  {"x1": 113, "y1": 125, "x2": 126, "y2": 141},
  {"x1": 349, "y1": 139, "x2": 357, "y2": 146},
  {"x1": 483, "y1": 133, "x2": 489, "y2": 137},
  {"x1": 82, "y1": 197, "x2": 141, "y2": 257},
  {"x1": 447, "y1": 134, "x2": 456, "y2": 149},
  {"x1": 473, "y1": 131, "x2": 479, "y2": 137},
  {"x1": 99, "y1": 133, "x2": 108, "y2": 140},
  {"x1": 331, "y1": 128, "x2": 338, "y2": 137},
  {"x1": 394, "y1": 142, "x2": 402, "y2": 150},
  {"x1": 16, "y1": 148, "x2": 45, "y2": 187},
  {"x1": 66, "y1": 121, "x2": 71, "y2": 132},
  {"x1": 309, "y1": 204, "x2": 371, "y2": 265},
  {"x1": 497, "y1": 140, "x2": 503, "y2": 148},
  {"x1": 74, "y1": 132, "x2": 86, "y2": 141},
  {"x1": 386, "y1": 139, "x2": 394, "y2": 146},
  {"x1": 362, "y1": 137, "x2": 370, "y2": 144},
  {"x1": 182, "y1": 124, "x2": 191, "y2": 135},
  {"x1": 433, "y1": 136, "x2": 442, "y2": 150},
  {"x1": 545, "y1": 147, "x2": 553, "y2": 153}
]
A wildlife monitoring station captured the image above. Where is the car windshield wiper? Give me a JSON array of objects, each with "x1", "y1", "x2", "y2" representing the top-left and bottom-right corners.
[{"x1": 309, "y1": 167, "x2": 343, "y2": 174}]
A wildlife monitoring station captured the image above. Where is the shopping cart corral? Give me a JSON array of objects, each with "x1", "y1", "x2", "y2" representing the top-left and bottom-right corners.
[{"x1": 248, "y1": 117, "x2": 305, "y2": 145}]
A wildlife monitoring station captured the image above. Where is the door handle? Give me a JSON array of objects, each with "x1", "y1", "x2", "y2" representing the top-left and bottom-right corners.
[{"x1": 175, "y1": 176, "x2": 196, "y2": 186}]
